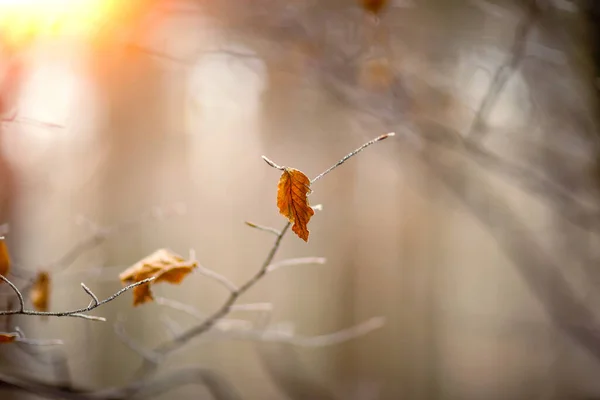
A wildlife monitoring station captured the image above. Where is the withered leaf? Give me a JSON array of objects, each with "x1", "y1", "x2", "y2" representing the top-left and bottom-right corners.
[
  {"x1": 30, "y1": 271, "x2": 50, "y2": 312},
  {"x1": 0, "y1": 237, "x2": 10, "y2": 279},
  {"x1": 0, "y1": 333, "x2": 17, "y2": 343},
  {"x1": 132, "y1": 282, "x2": 154, "y2": 307},
  {"x1": 119, "y1": 249, "x2": 197, "y2": 307},
  {"x1": 277, "y1": 168, "x2": 315, "y2": 242}
]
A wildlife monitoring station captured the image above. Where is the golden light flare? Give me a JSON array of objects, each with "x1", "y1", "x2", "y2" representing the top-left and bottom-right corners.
[{"x1": 0, "y1": 0, "x2": 131, "y2": 47}]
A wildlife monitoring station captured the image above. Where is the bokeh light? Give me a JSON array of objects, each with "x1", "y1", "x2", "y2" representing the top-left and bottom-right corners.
[{"x1": 0, "y1": 0, "x2": 131, "y2": 47}]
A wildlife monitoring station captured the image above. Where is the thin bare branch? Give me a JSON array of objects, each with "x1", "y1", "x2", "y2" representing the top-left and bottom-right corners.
[
  {"x1": 0, "y1": 276, "x2": 155, "y2": 320},
  {"x1": 0, "y1": 274, "x2": 24, "y2": 312},
  {"x1": 155, "y1": 297, "x2": 251, "y2": 329},
  {"x1": 161, "y1": 315, "x2": 184, "y2": 338},
  {"x1": 311, "y1": 133, "x2": 395, "y2": 183},
  {"x1": 261, "y1": 155, "x2": 285, "y2": 170},
  {"x1": 80, "y1": 283, "x2": 98, "y2": 307},
  {"x1": 155, "y1": 297, "x2": 205, "y2": 320},
  {"x1": 195, "y1": 264, "x2": 239, "y2": 293},
  {"x1": 266, "y1": 257, "x2": 327, "y2": 273},
  {"x1": 205, "y1": 317, "x2": 386, "y2": 347},
  {"x1": 230, "y1": 303, "x2": 274, "y2": 312},
  {"x1": 244, "y1": 221, "x2": 281, "y2": 236},
  {"x1": 2, "y1": 327, "x2": 64, "y2": 346},
  {"x1": 114, "y1": 319, "x2": 162, "y2": 364}
]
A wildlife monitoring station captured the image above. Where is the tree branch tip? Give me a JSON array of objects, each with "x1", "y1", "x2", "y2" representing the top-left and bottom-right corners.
[
  {"x1": 312, "y1": 204, "x2": 323, "y2": 211},
  {"x1": 72, "y1": 313, "x2": 106, "y2": 322},
  {"x1": 81, "y1": 282, "x2": 99, "y2": 305},
  {"x1": 244, "y1": 221, "x2": 281, "y2": 235},
  {"x1": 261, "y1": 155, "x2": 284, "y2": 170}
]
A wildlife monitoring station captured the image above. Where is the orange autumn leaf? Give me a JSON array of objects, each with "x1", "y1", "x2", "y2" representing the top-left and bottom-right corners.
[
  {"x1": 0, "y1": 333, "x2": 17, "y2": 343},
  {"x1": 277, "y1": 168, "x2": 315, "y2": 242},
  {"x1": 153, "y1": 264, "x2": 197, "y2": 284},
  {"x1": 119, "y1": 249, "x2": 197, "y2": 307},
  {"x1": 131, "y1": 282, "x2": 154, "y2": 307},
  {"x1": 0, "y1": 237, "x2": 10, "y2": 279},
  {"x1": 30, "y1": 271, "x2": 50, "y2": 312}
]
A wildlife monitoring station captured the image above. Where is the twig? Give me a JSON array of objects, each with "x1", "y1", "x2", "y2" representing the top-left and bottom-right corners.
[
  {"x1": 155, "y1": 297, "x2": 253, "y2": 329},
  {"x1": 261, "y1": 156, "x2": 285, "y2": 170},
  {"x1": 0, "y1": 276, "x2": 156, "y2": 321},
  {"x1": 151, "y1": 222, "x2": 291, "y2": 359},
  {"x1": 161, "y1": 315, "x2": 184, "y2": 338},
  {"x1": 311, "y1": 132, "x2": 395, "y2": 183},
  {"x1": 195, "y1": 264, "x2": 239, "y2": 293},
  {"x1": 230, "y1": 303, "x2": 274, "y2": 312},
  {"x1": 114, "y1": 319, "x2": 162, "y2": 364},
  {"x1": 205, "y1": 316, "x2": 386, "y2": 348},
  {"x1": 0, "y1": 327, "x2": 64, "y2": 346},
  {"x1": 15, "y1": 329, "x2": 64, "y2": 347},
  {"x1": 247, "y1": 210, "x2": 323, "y2": 233},
  {"x1": 155, "y1": 297, "x2": 205, "y2": 320},
  {"x1": 80, "y1": 283, "x2": 99, "y2": 307},
  {"x1": 266, "y1": 257, "x2": 327, "y2": 273},
  {"x1": 0, "y1": 274, "x2": 24, "y2": 312},
  {"x1": 244, "y1": 221, "x2": 281, "y2": 236}
]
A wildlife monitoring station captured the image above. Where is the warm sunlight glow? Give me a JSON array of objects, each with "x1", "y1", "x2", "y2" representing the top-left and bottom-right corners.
[{"x1": 0, "y1": 0, "x2": 118, "y2": 46}]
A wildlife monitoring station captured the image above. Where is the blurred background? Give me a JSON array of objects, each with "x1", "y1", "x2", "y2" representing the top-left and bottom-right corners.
[{"x1": 1, "y1": 0, "x2": 600, "y2": 399}]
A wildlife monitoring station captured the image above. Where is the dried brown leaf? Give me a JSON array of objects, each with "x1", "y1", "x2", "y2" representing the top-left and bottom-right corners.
[
  {"x1": 277, "y1": 168, "x2": 315, "y2": 242},
  {"x1": 0, "y1": 238, "x2": 10, "y2": 280},
  {"x1": 119, "y1": 249, "x2": 197, "y2": 307},
  {"x1": 31, "y1": 271, "x2": 50, "y2": 312},
  {"x1": 132, "y1": 281, "x2": 154, "y2": 306},
  {"x1": 154, "y1": 264, "x2": 196, "y2": 284},
  {"x1": 0, "y1": 333, "x2": 17, "y2": 343}
]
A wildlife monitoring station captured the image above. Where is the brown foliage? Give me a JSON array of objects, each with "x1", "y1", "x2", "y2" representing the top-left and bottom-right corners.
[
  {"x1": 30, "y1": 271, "x2": 50, "y2": 312},
  {"x1": 0, "y1": 333, "x2": 17, "y2": 343},
  {"x1": 119, "y1": 249, "x2": 197, "y2": 306},
  {"x1": 277, "y1": 168, "x2": 315, "y2": 242}
]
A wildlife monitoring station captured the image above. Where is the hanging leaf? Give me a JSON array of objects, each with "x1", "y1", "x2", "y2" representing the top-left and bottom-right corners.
[
  {"x1": 119, "y1": 249, "x2": 197, "y2": 307},
  {"x1": 277, "y1": 168, "x2": 315, "y2": 242},
  {"x1": 0, "y1": 237, "x2": 10, "y2": 279},
  {"x1": 0, "y1": 333, "x2": 17, "y2": 343},
  {"x1": 30, "y1": 271, "x2": 50, "y2": 312},
  {"x1": 131, "y1": 282, "x2": 154, "y2": 307}
]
